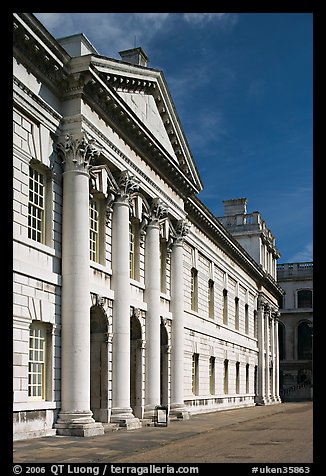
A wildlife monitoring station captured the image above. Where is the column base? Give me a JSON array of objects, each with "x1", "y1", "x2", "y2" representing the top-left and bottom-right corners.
[
  {"x1": 169, "y1": 403, "x2": 190, "y2": 420},
  {"x1": 272, "y1": 395, "x2": 282, "y2": 403},
  {"x1": 110, "y1": 407, "x2": 142, "y2": 429},
  {"x1": 255, "y1": 396, "x2": 270, "y2": 405},
  {"x1": 143, "y1": 404, "x2": 158, "y2": 421},
  {"x1": 55, "y1": 411, "x2": 104, "y2": 437}
]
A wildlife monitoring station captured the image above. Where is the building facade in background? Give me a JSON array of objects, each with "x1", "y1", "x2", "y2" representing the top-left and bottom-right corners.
[
  {"x1": 13, "y1": 13, "x2": 284, "y2": 440},
  {"x1": 277, "y1": 262, "x2": 313, "y2": 401}
]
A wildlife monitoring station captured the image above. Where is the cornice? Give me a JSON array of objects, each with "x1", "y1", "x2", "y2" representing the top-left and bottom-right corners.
[
  {"x1": 82, "y1": 72, "x2": 199, "y2": 199},
  {"x1": 96, "y1": 68, "x2": 203, "y2": 193},
  {"x1": 185, "y1": 196, "x2": 284, "y2": 299},
  {"x1": 13, "y1": 12, "x2": 202, "y2": 199},
  {"x1": 13, "y1": 14, "x2": 69, "y2": 97},
  {"x1": 80, "y1": 115, "x2": 186, "y2": 217},
  {"x1": 13, "y1": 76, "x2": 62, "y2": 124}
]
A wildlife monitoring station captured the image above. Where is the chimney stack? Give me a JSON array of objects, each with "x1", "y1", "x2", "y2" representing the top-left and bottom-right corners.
[
  {"x1": 223, "y1": 198, "x2": 248, "y2": 216},
  {"x1": 119, "y1": 47, "x2": 149, "y2": 67}
]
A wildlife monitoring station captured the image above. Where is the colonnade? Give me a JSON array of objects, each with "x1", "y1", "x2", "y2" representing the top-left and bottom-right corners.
[
  {"x1": 256, "y1": 298, "x2": 281, "y2": 404},
  {"x1": 55, "y1": 133, "x2": 189, "y2": 435}
]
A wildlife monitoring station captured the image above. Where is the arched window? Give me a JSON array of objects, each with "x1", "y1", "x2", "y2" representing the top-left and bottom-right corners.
[
  {"x1": 297, "y1": 289, "x2": 313, "y2": 308},
  {"x1": 209, "y1": 356, "x2": 215, "y2": 394},
  {"x1": 222, "y1": 289, "x2": 228, "y2": 325},
  {"x1": 235, "y1": 361, "x2": 240, "y2": 394},
  {"x1": 224, "y1": 359, "x2": 229, "y2": 394},
  {"x1": 235, "y1": 297, "x2": 239, "y2": 330},
  {"x1": 208, "y1": 279, "x2": 214, "y2": 318},
  {"x1": 192, "y1": 353, "x2": 199, "y2": 395},
  {"x1": 298, "y1": 322, "x2": 313, "y2": 360},
  {"x1": 278, "y1": 322, "x2": 286, "y2": 360},
  {"x1": 245, "y1": 304, "x2": 249, "y2": 334}
]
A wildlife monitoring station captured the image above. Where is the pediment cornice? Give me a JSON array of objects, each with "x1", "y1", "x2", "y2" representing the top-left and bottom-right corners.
[
  {"x1": 13, "y1": 12, "x2": 203, "y2": 198},
  {"x1": 92, "y1": 63, "x2": 203, "y2": 194},
  {"x1": 82, "y1": 73, "x2": 199, "y2": 198},
  {"x1": 13, "y1": 14, "x2": 69, "y2": 95}
]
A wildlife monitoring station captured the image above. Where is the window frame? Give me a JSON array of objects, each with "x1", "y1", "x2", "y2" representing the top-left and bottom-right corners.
[{"x1": 28, "y1": 167, "x2": 45, "y2": 244}]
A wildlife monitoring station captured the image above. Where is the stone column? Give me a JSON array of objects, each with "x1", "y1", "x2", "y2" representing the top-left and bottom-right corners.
[
  {"x1": 274, "y1": 312, "x2": 282, "y2": 402},
  {"x1": 110, "y1": 171, "x2": 141, "y2": 429},
  {"x1": 264, "y1": 305, "x2": 271, "y2": 403},
  {"x1": 170, "y1": 220, "x2": 190, "y2": 420},
  {"x1": 55, "y1": 133, "x2": 104, "y2": 436},
  {"x1": 256, "y1": 298, "x2": 266, "y2": 405},
  {"x1": 270, "y1": 311, "x2": 276, "y2": 401},
  {"x1": 144, "y1": 199, "x2": 168, "y2": 420}
]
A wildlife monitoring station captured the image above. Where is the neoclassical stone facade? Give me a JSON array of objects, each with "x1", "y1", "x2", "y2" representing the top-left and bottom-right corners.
[
  {"x1": 13, "y1": 13, "x2": 284, "y2": 440},
  {"x1": 277, "y1": 262, "x2": 313, "y2": 401}
]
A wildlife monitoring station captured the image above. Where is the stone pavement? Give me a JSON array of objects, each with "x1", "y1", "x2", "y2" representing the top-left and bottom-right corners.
[{"x1": 13, "y1": 402, "x2": 313, "y2": 464}]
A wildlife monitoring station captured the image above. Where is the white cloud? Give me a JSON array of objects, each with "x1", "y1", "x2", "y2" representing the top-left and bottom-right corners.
[
  {"x1": 34, "y1": 13, "x2": 171, "y2": 59},
  {"x1": 182, "y1": 13, "x2": 237, "y2": 26},
  {"x1": 289, "y1": 241, "x2": 313, "y2": 263},
  {"x1": 183, "y1": 13, "x2": 225, "y2": 23}
]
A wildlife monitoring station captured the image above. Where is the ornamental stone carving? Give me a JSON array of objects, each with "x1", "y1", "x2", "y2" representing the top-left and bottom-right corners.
[
  {"x1": 173, "y1": 219, "x2": 190, "y2": 245},
  {"x1": 56, "y1": 133, "x2": 101, "y2": 172},
  {"x1": 116, "y1": 170, "x2": 140, "y2": 203},
  {"x1": 148, "y1": 198, "x2": 168, "y2": 226}
]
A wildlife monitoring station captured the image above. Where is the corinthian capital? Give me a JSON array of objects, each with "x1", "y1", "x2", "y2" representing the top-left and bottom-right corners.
[
  {"x1": 173, "y1": 219, "x2": 190, "y2": 245},
  {"x1": 56, "y1": 133, "x2": 101, "y2": 172},
  {"x1": 148, "y1": 198, "x2": 168, "y2": 226},
  {"x1": 116, "y1": 170, "x2": 140, "y2": 203}
]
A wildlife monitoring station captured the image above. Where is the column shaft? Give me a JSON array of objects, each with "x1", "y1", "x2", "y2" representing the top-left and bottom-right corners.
[
  {"x1": 256, "y1": 301, "x2": 266, "y2": 404},
  {"x1": 170, "y1": 236, "x2": 189, "y2": 420},
  {"x1": 55, "y1": 133, "x2": 103, "y2": 436},
  {"x1": 265, "y1": 309, "x2": 271, "y2": 402},
  {"x1": 144, "y1": 223, "x2": 161, "y2": 417}
]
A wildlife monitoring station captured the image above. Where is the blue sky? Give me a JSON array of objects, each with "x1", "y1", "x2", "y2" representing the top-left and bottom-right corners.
[{"x1": 33, "y1": 12, "x2": 313, "y2": 264}]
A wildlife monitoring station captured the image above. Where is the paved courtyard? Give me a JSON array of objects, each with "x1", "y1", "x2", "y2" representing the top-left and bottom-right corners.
[{"x1": 13, "y1": 402, "x2": 313, "y2": 464}]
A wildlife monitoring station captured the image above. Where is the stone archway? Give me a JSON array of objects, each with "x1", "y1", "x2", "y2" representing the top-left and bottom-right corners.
[
  {"x1": 130, "y1": 313, "x2": 143, "y2": 418},
  {"x1": 90, "y1": 306, "x2": 109, "y2": 422},
  {"x1": 160, "y1": 321, "x2": 169, "y2": 406}
]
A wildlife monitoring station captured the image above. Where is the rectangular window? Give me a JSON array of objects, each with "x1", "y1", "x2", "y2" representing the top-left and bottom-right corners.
[
  {"x1": 246, "y1": 363, "x2": 250, "y2": 394},
  {"x1": 28, "y1": 167, "x2": 45, "y2": 243},
  {"x1": 192, "y1": 353, "x2": 199, "y2": 395},
  {"x1": 160, "y1": 240, "x2": 167, "y2": 293},
  {"x1": 28, "y1": 323, "x2": 46, "y2": 400},
  {"x1": 236, "y1": 361, "x2": 240, "y2": 394},
  {"x1": 224, "y1": 359, "x2": 228, "y2": 394},
  {"x1": 191, "y1": 268, "x2": 198, "y2": 312},
  {"x1": 209, "y1": 356, "x2": 215, "y2": 394},
  {"x1": 254, "y1": 310, "x2": 258, "y2": 338},
  {"x1": 129, "y1": 222, "x2": 135, "y2": 279},
  {"x1": 208, "y1": 279, "x2": 214, "y2": 318},
  {"x1": 245, "y1": 304, "x2": 249, "y2": 334},
  {"x1": 222, "y1": 289, "x2": 228, "y2": 325},
  {"x1": 89, "y1": 199, "x2": 99, "y2": 262},
  {"x1": 235, "y1": 297, "x2": 239, "y2": 330}
]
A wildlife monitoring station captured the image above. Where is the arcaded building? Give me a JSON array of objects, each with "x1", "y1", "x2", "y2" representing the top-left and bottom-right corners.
[
  {"x1": 13, "y1": 13, "x2": 284, "y2": 440},
  {"x1": 277, "y1": 262, "x2": 313, "y2": 401}
]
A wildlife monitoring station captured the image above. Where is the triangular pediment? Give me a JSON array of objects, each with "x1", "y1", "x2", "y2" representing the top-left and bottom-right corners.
[
  {"x1": 117, "y1": 90, "x2": 179, "y2": 161},
  {"x1": 91, "y1": 58, "x2": 203, "y2": 194}
]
